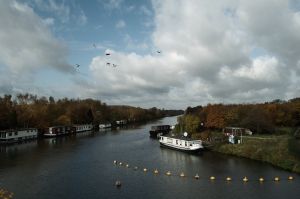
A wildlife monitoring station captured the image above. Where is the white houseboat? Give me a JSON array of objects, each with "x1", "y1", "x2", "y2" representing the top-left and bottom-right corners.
[
  {"x1": 74, "y1": 124, "x2": 93, "y2": 133},
  {"x1": 159, "y1": 133, "x2": 203, "y2": 153},
  {"x1": 0, "y1": 128, "x2": 38, "y2": 144},
  {"x1": 116, "y1": 120, "x2": 127, "y2": 125},
  {"x1": 99, "y1": 123, "x2": 112, "y2": 129},
  {"x1": 44, "y1": 126, "x2": 75, "y2": 137}
]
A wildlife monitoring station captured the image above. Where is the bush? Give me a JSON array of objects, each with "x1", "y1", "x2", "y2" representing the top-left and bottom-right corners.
[{"x1": 288, "y1": 138, "x2": 300, "y2": 159}]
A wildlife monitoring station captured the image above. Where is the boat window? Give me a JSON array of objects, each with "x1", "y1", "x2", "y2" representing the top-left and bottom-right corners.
[
  {"x1": 190, "y1": 143, "x2": 192, "y2": 146},
  {"x1": 9, "y1": 132, "x2": 12, "y2": 136},
  {"x1": 176, "y1": 140, "x2": 178, "y2": 144},
  {"x1": 185, "y1": 141, "x2": 187, "y2": 146},
  {"x1": 15, "y1": 132, "x2": 18, "y2": 136}
]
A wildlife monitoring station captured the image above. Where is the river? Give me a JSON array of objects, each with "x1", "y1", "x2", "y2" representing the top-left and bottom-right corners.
[{"x1": 0, "y1": 116, "x2": 299, "y2": 199}]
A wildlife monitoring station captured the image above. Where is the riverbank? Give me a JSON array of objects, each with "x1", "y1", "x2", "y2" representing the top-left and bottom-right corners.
[{"x1": 212, "y1": 135, "x2": 300, "y2": 173}]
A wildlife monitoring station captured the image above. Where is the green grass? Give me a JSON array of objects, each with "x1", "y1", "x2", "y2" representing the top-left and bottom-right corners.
[
  {"x1": 274, "y1": 127, "x2": 295, "y2": 135},
  {"x1": 212, "y1": 135, "x2": 300, "y2": 173}
]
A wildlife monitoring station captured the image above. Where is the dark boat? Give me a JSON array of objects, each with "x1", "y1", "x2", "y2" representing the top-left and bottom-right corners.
[{"x1": 149, "y1": 125, "x2": 171, "y2": 138}]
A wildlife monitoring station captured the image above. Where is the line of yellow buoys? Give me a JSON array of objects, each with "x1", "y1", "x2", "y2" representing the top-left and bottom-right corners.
[
  {"x1": 0, "y1": 188, "x2": 14, "y2": 199},
  {"x1": 113, "y1": 160, "x2": 296, "y2": 183}
]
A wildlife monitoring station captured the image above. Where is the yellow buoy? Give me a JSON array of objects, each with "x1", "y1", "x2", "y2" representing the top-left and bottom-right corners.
[
  {"x1": 288, "y1": 176, "x2": 294, "y2": 180},
  {"x1": 226, "y1": 177, "x2": 232, "y2": 181},
  {"x1": 259, "y1": 177, "x2": 264, "y2": 182},
  {"x1": 166, "y1": 171, "x2": 171, "y2": 176},
  {"x1": 243, "y1": 177, "x2": 248, "y2": 182},
  {"x1": 143, "y1": 168, "x2": 148, "y2": 172},
  {"x1": 113, "y1": 160, "x2": 117, "y2": 164},
  {"x1": 119, "y1": 162, "x2": 123, "y2": 166},
  {"x1": 180, "y1": 172, "x2": 185, "y2": 177},
  {"x1": 154, "y1": 169, "x2": 159, "y2": 174},
  {"x1": 195, "y1": 174, "x2": 200, "y2": 179},
  {"x1": 210, "y1": 176, "x2": 216, "y2": 180},
  {"x1": 126, "y1": 164, "x2": 130, "y2": 168},
  {"x1": 274, "y1": 177, "x2": 280, "y2": 181}
]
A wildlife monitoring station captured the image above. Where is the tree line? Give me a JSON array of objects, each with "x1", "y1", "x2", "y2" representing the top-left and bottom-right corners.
[
  {"x1": 177, "y1": 98, "x2": 300, "y2": 135},
  {"x1": 0, "y1": 93, "x2": 183, "y2": 130}
]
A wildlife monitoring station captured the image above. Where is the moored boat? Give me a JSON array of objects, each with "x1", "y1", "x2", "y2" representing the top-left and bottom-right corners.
[
  {"x1": 149, "y1": 125, "x2": 171, "y2": 138},
  {"x1": 159, "y1": 133, "x2": 203, "y2": 152},
  {"x1": 74, "y1": 124, "x2": 93, "y2": 133},
  {"x1": 44, "y1": 126, "x2": 75, "y2": 137},
  {"x1": 0, "y1": 128, "x2": 38, "y2": 144},
  {"x1": 99, "y1": 123, "x2": 112, "y2": 129}
]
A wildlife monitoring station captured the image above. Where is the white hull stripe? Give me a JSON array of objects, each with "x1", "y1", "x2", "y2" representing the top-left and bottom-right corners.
[{"x1": 160, "y1": 142, "x2": 203, "y2": 151}]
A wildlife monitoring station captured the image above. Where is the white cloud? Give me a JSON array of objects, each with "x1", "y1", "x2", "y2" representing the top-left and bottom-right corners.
[
  {"x1": 233, "y1": 56, "x2": 281, "y2": 82},
  {"x1": 32, "y1": 0, "x2": 88, "y2": 26},
  {"x1": 77, "y1": 9, "x2": 87, "y2": 25},
  {"x1": 33, "y1": 0, "x2": 71, "y2": 23},
  {"x1": 86, "y1": 0, "x2": 300, "y2": 108},
  {"x1": 123, "y1": 34, "x2": 149, "y2": 51},
  {"x1": 42, "y1": 17, "x2": 55, "y2": 26},
  {"x1": 102, "y1": 0, "x2": 123, "y2": 10},
  {"x1": 0, "y1": 0, "x2": 73, "y2": 74},
  {"x1": 115, "y1": 20, "x2": 126, "y2": 29},
  {"x1": 126, "y1": 5, "x2": 135, "y2": 12},
  {"x1": 140, "y1": 5, "x2": 152, "y2": 16}
]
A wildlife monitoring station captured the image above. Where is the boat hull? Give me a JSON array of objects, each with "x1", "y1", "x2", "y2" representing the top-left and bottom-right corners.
[{"x1": 159, "y1": 142, "x2": 203, "y2": 153}]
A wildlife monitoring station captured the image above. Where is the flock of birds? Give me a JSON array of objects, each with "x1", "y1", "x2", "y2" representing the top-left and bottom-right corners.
[{"x1": 73, "y1": 43, "x2": 161, "y2": 71}]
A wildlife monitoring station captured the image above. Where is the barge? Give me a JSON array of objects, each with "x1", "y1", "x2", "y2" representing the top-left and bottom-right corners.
[
  {"x1": 159, "y1": 133, "x2": 203, "y2": 153},
  {"x1": 149, "y1": 125, "x2": 171, "y2": 138},
  {"x1": 99, "y1": 123, "x2": 112, "y2": 129},
  {"x1": 44, "y1": 126, "x2": 76, "y2": 137},
  {"x1": 0, "y1": 128, "x2": 38, "y2": 144},
  {"x1": 74, "y1": 124, "x2": 93, "y2": 133}
]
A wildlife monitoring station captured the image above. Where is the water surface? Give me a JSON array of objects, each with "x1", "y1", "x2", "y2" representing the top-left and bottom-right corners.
[{"x1": 0, "y1": 116, "x2": 299, "y2": 199}]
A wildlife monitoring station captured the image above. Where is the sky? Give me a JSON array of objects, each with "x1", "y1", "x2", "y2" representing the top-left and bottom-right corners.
[{"x1": 0, "y1": 0, "x2": 300, "y2": 109}]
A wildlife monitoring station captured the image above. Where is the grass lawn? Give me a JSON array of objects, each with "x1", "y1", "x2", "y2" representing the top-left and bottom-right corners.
[{"x1": 212, "y1": 134, "x2": 300, "y2": 173}]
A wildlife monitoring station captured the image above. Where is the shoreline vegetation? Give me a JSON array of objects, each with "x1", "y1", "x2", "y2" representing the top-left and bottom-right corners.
[
  {"x1": 0, "y1": 93, "x2": 183, "y2": 131},
  {"x1": 175, "y1": 97, "x2": 300, "y2": 173},
  {"x1": 212, "y1": 135, "x2": 300, "y2": 173}
]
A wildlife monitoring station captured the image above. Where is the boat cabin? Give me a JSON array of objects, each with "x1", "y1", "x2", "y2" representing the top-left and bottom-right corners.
[
  {"x1": 149, "y1": 125, "x2": 171, "y2": 138},
  {"x1": 0, "y1": 128, "x2": 38, "y2": 144},
  {"x1": 159, "y1": 134, "x2": 203, "y2": 151},
  {"x1": 99, "y1": 123, "x2": 112, "y2": 129},
  {"x1": 74, "y1": 124, "x2": 93, "y2": 132},
  {"x1": 44, "y1": 126, "x2": 75, "y2": 137}
]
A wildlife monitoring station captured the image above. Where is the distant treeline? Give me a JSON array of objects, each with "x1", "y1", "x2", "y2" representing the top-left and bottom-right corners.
[
  {"x1": 178, "y1": 98, "x2": 300, "y2": 134},
  {"x1": 0, "y1": 94, "x2": 183, "y2": 130}
]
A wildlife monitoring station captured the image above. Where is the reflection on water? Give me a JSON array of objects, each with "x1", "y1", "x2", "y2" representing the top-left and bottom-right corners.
[
  {"x1": 0, "y1": 116, "x2": 299, "y2": 199},
  {"x1": 0, "y1": 141, "x2": 38, "y2": 154}
]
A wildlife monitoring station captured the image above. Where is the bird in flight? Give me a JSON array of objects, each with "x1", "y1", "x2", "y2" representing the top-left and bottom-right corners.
[
  {"x1": 75, "y1": 64, "x2": 80, "y2": 67},
  {"x1": 112, "y1": 64, "x2": 117, "y2": 67},
  {"x1": 106, "y1": 53, "x2": 111, "y2": 56},
  {"x1": 157, "y1": 50, "x2": 161, "y2": 54}
]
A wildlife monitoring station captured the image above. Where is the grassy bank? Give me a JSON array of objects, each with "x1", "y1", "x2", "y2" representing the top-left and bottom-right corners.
[{"x1": 212, "y1": 135, "x2": 300, "y2": 173}]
